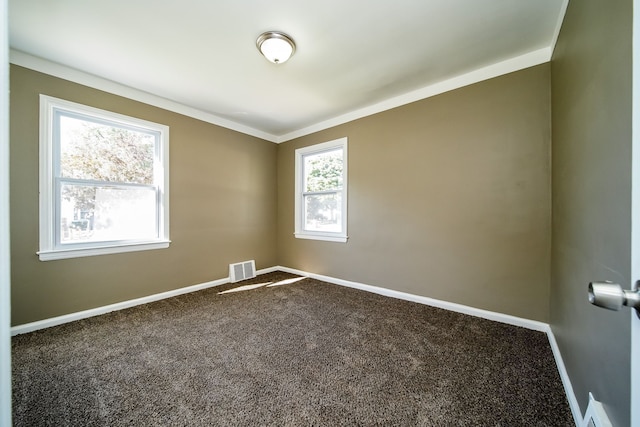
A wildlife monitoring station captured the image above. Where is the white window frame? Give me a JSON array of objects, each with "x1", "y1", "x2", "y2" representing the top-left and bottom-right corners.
[
  {"x1": 294, "y1": 137, "x2": 348, "y2": 243},
  {"x1": 38, "y1": 95, "x2": 170, "y2": 261}
]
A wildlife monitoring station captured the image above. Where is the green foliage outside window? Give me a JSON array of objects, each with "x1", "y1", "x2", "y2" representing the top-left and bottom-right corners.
[
  {"x1": 305, "y1": 150, "x2": 343, "y2": 192},
  {"x1": 304, "y1": 149, "x2": 343, "y2": 228},
  {"x1": 60, "y1": 118, "x2": 155, "y2": 213}
]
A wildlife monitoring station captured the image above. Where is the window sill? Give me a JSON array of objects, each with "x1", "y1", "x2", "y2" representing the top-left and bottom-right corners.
[
  {"x1": 294, "y1": 233, "x2": 348, "y2": 243},
  {"x1": 37, "y1": 240, "x2": 171, "y2": 261}
]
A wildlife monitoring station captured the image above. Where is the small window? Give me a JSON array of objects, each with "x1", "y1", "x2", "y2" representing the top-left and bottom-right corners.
[
  {"x1": 294, "y1": 138, "x2": 348, "y2": 242},
  {"x1": 38, "y1": 95, "x2": 170, "y2": 260}
]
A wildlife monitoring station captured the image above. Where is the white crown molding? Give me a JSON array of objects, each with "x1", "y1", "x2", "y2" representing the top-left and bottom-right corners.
[
  {"x1": 550, "y1": 0, "x2": 570, "y2": 58},
  {"x1": 9, "y1": 49, "x2": 280, "y2": 143},
  {"x1": 276, "y1": 47, "x2": 552, "y2": 143},
  {"x1": 11, "y1": 47, "x2": 554, "y2": 145}
]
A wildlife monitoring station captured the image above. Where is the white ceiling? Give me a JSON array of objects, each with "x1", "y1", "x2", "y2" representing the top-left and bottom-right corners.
[{"x1": 9, "y1": 0, "x2": 567, "y2": 142}]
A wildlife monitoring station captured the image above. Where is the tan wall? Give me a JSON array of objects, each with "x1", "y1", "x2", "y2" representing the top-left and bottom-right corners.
[
  {"x1": 550, "y1": 0, "x2": 632, "y2": 425},
  {"x1": 11, "y1": 63, "x2": 553, "y2": 324},
  {"x1": 277, "y1": 64, "x2": 552, "y2": 322},
  {"x1": 10, "y1": 65, "x2": 278, "y2": 325}
]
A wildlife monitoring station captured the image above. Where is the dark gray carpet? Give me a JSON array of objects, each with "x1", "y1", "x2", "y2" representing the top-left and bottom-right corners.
[{"x1": 12, "y1": 272, "x2": 573, "y2": 426}]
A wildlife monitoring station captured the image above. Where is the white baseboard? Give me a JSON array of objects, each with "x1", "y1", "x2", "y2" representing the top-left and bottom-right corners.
[
  {"x1": 10, "y1": 266, "x2": 276, "y2": 336},
  {"x1": 9, "y1": 264, "x2": 547, "y2": 334},
  {"x1": 10, "y1": 264, "x2": 582, "y2": 426},
  {"x1": 581, "y1": 393, "x2": 612, "y2": 427},
  {"x1": 546, "y1": 325, "x2": 582, "y2": 426},
  {"x1": 276, "y1": 265, "x2": 581, "y2": 426},
  {"x1": 276, "y1": 266, "x2": 548, "y2": 331},
  {"x1": 255, "y1": 266, "x2": 280, "y2": 275}
]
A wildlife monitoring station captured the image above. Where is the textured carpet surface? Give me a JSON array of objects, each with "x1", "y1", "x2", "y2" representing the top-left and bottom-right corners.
[{"x1": 12, "y1": 272, "x2": 573, "y2": 426}]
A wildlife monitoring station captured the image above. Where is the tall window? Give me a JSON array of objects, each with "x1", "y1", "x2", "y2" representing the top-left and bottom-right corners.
[
  {"x1": 295, "y1": 138, "x2": 348, "y2": 242},
  {"x1": 38, "y1": 95, "x2": 170, "y2": 260}
]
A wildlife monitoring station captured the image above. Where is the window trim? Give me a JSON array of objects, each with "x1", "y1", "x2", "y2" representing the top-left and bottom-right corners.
[
  {"x1": 38, "y1": 95, "x2": 170, "y2": 261},
  {"x1": 294, "y1": 137, "x2": 348, "y2": 243}
]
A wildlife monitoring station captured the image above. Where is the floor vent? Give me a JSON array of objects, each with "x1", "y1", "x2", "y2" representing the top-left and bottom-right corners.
[
  {"x1": 229, "y1": 260, "x2": 256, "y2": 283},
  {"x1": 582, "y1": 393, "x2": 612, "y2": 427}
]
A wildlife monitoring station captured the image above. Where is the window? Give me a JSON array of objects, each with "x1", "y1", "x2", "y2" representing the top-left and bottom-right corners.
[
  {"x1": 38, "y1": 95, "x2": 170, "y2": 261},
  {"x1": 295, "y1": 138, "x2": 348, "y2": 242}
]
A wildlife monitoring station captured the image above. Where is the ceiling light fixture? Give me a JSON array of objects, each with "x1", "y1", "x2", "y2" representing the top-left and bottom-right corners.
[{"x1": 256, "y1": 31, "x2": 296, "y2": 64}]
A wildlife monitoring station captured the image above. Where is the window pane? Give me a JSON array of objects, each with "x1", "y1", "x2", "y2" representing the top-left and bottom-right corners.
[
  {"x1": 59, "y1": 114, "x2": 155, "y2": 184},
  {"x1": 60, "y1": 184, "x2": 157, "y2": 244},
  {"x1": 304, "y1": 148, "x2": 343, "y2": 192},
  {"x1": 304, "y1": 193, "x2": 342, "y2": 232}
]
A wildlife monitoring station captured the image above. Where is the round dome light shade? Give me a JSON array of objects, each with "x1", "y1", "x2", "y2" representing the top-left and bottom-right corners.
[{"x1": 256, "y1": 32, "x2": 295, "y2": 64}]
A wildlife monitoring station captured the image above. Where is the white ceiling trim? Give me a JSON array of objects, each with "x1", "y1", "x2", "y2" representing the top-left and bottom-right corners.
[
  {"x1": 278, "y1": 47, "x2": 552, "y2": 143},
  {"x1": 11, "y1": 46, "x2": 552, "y2": 144},
  {"x1": 550, "y1": 0, "x2": 570, "y2": 57},
  {"x1": 9, "y1": 49, "x2": 280, "y2": 142}
]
